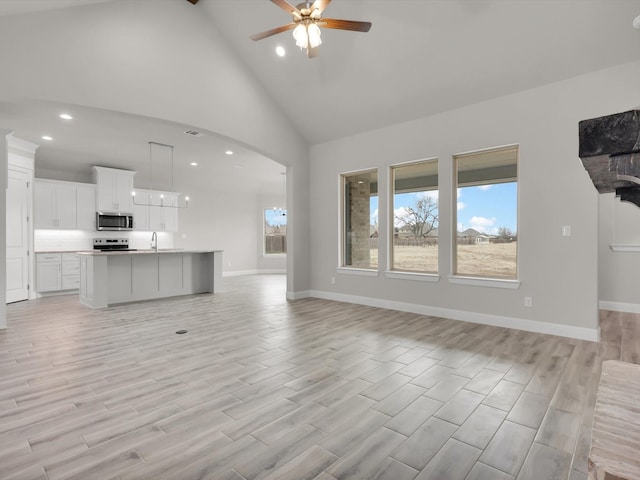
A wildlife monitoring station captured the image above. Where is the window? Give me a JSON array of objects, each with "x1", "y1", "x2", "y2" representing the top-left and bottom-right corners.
[
  {"x1": 454, "y1": 145, "x2": 518, "y2": 278},
  {"x1": 341, "y1": 169, "x2": 378, "y2": 269},
  {"x1": 264, "y1": 208, "x2": 286, "y2": 254},
  {"x1": 391, "y1": 159, "x2": 439, "y2": 273}
]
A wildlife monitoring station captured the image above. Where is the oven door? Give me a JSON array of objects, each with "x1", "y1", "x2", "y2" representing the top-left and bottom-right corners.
[{"x1": 96, "y1": 212, "x2": 134, "y2": 231}]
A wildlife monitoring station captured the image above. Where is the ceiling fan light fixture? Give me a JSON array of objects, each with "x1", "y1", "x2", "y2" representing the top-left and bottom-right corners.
[
  {"x1": 308, "y1": 23, "x2": 322, "y2": 48},
  {"x1": 293, "y1": 23, "x2": 308, "y2": 49}
]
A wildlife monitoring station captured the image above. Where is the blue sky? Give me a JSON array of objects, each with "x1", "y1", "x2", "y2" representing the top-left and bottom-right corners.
[
  {"x1": 370, "y1": 182, "x2": 517, "y2": 234},
  {"x1": 265, "y1": 208, "x2": 287, "y2": 227}
]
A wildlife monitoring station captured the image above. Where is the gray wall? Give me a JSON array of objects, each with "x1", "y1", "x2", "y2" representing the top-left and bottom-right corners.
[{"x1": 308, "y1": 59, "x2": 640, "y2": 340}]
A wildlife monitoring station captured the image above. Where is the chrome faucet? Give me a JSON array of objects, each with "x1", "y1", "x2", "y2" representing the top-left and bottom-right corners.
[{"x1": 151, "y1": 231, "x2": 158, "y2": 253}]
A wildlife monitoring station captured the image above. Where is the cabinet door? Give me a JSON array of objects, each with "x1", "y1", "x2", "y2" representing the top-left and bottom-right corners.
[
  {"x1": 76, "y1": 184, "x2": 96, "y2": 230},
  {"x1": 55, "y1": 184, "x2": 77, "y2": 229},
  {"x1": 163, "y1": 194, "x2": 178, "y2": 232},
  {"x1": 133, "y1": 202, "x2": 149, "y2": 231},
  {"x1": 96, "y1": 170, "x2": 116, "y2": 211},
  {"x1": 34, "y1": 181, "x2": 57, "y2": 228},
  {"x1": 37, "y1": 262, "x2": 61, "y2": 292},
  {"x1": 115, "y1": 173, "x2": 133, "y2": 212}
]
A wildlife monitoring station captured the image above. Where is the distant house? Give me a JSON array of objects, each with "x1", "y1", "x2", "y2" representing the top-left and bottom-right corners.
[{"x1": 457, "y1": 228, "x2": 495, "y2": 244}]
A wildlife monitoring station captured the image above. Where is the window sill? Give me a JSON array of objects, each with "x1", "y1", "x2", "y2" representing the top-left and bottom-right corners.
[
  {"x1": 448, "y1": 275, "x2": 520, "y2": 289},
  {"x1": 610, "y1": 244, "x2": 640, "y2": 252},
  {"x1": 336, "y1": 267, "x2": 379, "y2": 277},
  {"x1": 385, "y1": 271, "x2": 440, "y2": 283},
  {"x1": 262, "y1": 253, "x2": 287, "y2": 258}
]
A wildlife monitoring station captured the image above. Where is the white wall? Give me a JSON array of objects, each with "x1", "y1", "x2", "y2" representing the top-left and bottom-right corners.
[
  {"x1": 308, "y1": 60, "x2": 640, "y2": 341},
  {"x1": 173, "y1": 187, "x2": 259, "y2": 275},
  {"x1": 0, "y1": 0, "x2": 310, "y2": 297},
  {"x1": 599, "y1": 192, "x2": 640, "y2": 312}
]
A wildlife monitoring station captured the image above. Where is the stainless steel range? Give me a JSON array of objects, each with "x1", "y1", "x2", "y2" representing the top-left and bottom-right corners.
[{"x1": 93, "y1": 238, "x2": 137, "y2": 252}]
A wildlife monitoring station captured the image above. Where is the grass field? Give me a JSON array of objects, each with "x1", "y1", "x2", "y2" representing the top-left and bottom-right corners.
[{"x1": 369, "y1": 242, "x2": 517, "y2": 278}]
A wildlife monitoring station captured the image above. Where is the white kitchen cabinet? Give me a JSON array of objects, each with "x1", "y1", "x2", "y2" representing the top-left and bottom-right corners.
[
  {"x1": 92, "y1": 166, "x2": 135, "y2": 213},
  {"x1": 36, "y1": 252, "x2": 80, "y2": 293},
  {"x1": 132, "y1": 189, "x2": 179, "y2": 232},
  {"x1": 36, "y1": 253, "x2": 62, "y2": 292},
  {"x1": 34, "y1": 180, "x2": 77, "y2": 229},
  {"x1": 149, "y1": 191, "x2": 178, "y2": 232},
  {"x1": 76, "y1": 183, "x2": 96, "y2": 230}
]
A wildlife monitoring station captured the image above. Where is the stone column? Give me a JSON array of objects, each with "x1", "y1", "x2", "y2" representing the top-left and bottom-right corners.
[{"x1": 346, "y1": 175, "x2": 371, "y2": 267}]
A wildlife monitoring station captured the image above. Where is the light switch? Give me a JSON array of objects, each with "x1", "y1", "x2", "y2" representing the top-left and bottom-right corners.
[{"x1": 562, "y1": 226, "x2": 571, "y2": 237}]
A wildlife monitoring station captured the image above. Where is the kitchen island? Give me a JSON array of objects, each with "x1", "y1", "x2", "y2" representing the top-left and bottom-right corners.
[{"x1": 77, "y1": 249, "x2": 222, "y2": 309}]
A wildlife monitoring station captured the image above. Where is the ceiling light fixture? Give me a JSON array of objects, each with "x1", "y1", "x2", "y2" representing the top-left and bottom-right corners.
[
  {"x1": 225, "y1": 150, "x2": 234, "y2": 155},
  {"x1": 190, "y1": 162, "x2": 198, "y2": 166},
  {"x1": 275, "y1": 45, "x2": 286, "y2": 57},
  {"x1": 41, "y1": 135, "x2": 53, "y2": 141},
  {"x1": 132, "y1": 141, "x2": 189, "y2": 209},
  {"x1": 292, "y1": 11, "x2": 322, "y2": 50},
  {"x1": 59, "y1": 113, "x2": 73, "y2": 120}
]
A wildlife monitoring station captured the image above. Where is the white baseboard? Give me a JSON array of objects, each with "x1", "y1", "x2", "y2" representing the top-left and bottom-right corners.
[
  {"x1": 223, "y1": 269, "x2": 286, "y2": 277},
  {"x1": 286, "y1": 290, "x2": 312, "y2": 300},
  {"x1": 301, "y1": 289, "x2": 600, "y2": 342},
  {"x1": 599, "y1": 300, "x2": 640, "y2": 314}
]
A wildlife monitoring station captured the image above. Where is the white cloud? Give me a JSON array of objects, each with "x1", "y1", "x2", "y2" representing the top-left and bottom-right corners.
[
  {"x1": 457, "y1": 201, "x2": 465, "y2": 211},
  {"x1": 469, "y1": 216, "x2": 497, "y2": 234},
  {"x1": 478, "y1": 185, "x2": 492, "y2": 191},
  {"x1": 457, "y1": 188, "x2": 462, "y2": 199}
]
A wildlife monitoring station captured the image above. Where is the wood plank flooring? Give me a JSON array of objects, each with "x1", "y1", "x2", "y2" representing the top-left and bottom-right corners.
[{"x1": 1, "y1": 274, "x2": 637, "y2": 480}]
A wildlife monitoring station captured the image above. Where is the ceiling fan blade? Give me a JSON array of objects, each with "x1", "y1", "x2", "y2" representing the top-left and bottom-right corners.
[
  {"x1": 271, "y1": 0, "x2": 301, "y2": 16},
  {"x1": 320, "y1": 18, "x2": 372, "y2": 32},
  {"x1": 185, "y1": 0, "x2": 199, "y2": 4},
  {"x1": 310, "y1": 0, "x2": 331, "y2": 14},
  {"x1": 250, "y1": 23, "x2": 296, "y2": 41}
]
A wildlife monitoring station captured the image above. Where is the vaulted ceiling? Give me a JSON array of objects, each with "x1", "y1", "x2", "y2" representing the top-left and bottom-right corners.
[{"x1": 1, "y1": 0, "x2": 639, "y2": 192}]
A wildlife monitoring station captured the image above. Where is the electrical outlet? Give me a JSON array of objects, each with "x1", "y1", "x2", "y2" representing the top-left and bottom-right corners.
[
  {"x1": 524, "y1": 296, "x2": 533, "y2": 308},
  {"x1": 331, "y1": 276, "x2": 336, "y2": 285},
  {"x1": 562, "y1": 225, "x2": 571, "y2": 237}
]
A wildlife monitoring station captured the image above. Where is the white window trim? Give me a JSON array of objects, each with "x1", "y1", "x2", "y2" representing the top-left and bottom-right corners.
[
  {"x1": 263, "y1": 208, "x2": 286, "y2": 256},
  {"x1": 451, "y1": 144, "x2": 520, "y2": 281},
  {"x1": 610, "y1": 244, "x2": 640, "y2": 252},
  {"x1": 448, "y1": 275, "x2": 520, "y2": 289},
  {"x1": 337, "y1": 267, "x2": 379, "y2": 277},
  {"x1": 385, "y1": 271, "x2": 440, "y2": 282},
  {"x1": 389, "y1": 157, "x2": 439, "y2": 275}
]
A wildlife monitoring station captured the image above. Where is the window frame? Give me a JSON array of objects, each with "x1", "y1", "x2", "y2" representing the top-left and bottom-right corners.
[
  {"x1": 388, "y1": 157, "x2": 440, "y2": 276},
  {"x1": 339, "y1": 168, "x2": 379, "y2": 271},
  {"x1": 451, "y1": 144, "x2": 520, "y2": 282},
  {"x1": 263, "y1": 207, "x2": 287, "y2": 256}
]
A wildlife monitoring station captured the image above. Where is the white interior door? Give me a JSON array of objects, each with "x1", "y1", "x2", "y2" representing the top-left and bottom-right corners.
[{"x1": 7, "y1": 169, "x2": 29, "y2": 303}]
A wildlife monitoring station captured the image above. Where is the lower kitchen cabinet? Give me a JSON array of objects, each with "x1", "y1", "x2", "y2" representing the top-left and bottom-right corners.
[{"x1": 36, "y1": 252, "x2": 80, "y2": 293}]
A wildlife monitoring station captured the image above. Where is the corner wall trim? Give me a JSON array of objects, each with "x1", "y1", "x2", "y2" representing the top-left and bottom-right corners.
[
  {"x1": 305, "y1": 289, "x2": 600, "y2": 342},
  {"x1": 599, "y1": 300, "x2": 640, "y2": 314}
]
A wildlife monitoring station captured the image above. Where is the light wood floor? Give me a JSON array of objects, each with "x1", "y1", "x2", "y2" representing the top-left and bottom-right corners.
[{"x1": 1, "y1": 274, "x2": 638, "y2": 480}]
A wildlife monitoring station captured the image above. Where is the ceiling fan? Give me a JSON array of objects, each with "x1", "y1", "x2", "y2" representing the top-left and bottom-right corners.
[{"x1": 250, "y1": 0, "x2": 372, "y2": 58}]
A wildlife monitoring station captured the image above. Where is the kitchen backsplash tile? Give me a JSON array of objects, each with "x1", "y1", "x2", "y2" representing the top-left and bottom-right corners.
[{"x1": 35, "y1": 230, "x2": 174, "y2": 252}]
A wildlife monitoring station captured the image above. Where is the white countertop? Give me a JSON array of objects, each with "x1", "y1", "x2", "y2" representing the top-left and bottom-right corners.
[{"x1": 76, "y1": 249, "x2": 222, "y2": 256}]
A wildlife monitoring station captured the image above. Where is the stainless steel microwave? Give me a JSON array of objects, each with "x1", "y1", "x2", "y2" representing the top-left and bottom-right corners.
[{"x1": 96, "y1": 211, "x2": 134, "y2": 231}]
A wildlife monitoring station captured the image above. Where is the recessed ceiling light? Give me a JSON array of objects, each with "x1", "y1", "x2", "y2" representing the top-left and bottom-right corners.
[
  {"x1": 234, "y1": 164, "x2": 246, "y2": 169},
  {"x1": 634, "y1": 15, "x2": 640, "y2": 29},
  {"x1": 225, "y1": 150, "x2": 234, "y2": 155},
  {"x1": 190, "y1": 162, "x2": 198, "y2": 166},
  {"x1": 41, "y1": 135, "x2": 53, "y2": 141},
  {"x1": 59, "y1": 113, "x2": 73, "y2": 120},
  {"x1": 275, "y1": 46, "x2": 286, "y2": 57}
]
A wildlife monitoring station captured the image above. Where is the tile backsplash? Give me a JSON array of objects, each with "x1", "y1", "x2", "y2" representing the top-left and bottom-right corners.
[{"x1": 34, "y1": 230, "x2": 174, "y2": 252}]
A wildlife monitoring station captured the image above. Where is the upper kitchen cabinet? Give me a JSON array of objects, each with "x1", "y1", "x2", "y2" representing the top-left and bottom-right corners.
[
  {"x1": 34, "y1": 180, "x2": 77, "y2": 229},
  {"x1": 92, "y1": 166, "x2": 135, "y2": 213},
  {"x1": 34, "y1": 180, "x2": 97, "y2": 230}
]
